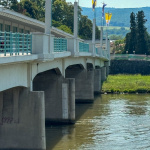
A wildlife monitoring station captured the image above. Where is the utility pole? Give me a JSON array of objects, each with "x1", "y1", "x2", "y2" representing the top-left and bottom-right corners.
[{"x1": 45, "y1": 0, "x2": 51, "y2": 34}]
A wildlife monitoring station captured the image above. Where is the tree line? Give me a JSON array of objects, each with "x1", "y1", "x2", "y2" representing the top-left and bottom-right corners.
[
  {"x1": 124, "y1": 11, "x2": 150, "y2": 54},
  {"x1": 114, "y1": 10, "x2": 150, "y2": 55},
  {"x1": 0, "y1": 0, "x2": 100, "y2": 40}
]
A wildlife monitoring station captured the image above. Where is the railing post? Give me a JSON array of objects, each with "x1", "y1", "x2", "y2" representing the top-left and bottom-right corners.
[
  {"x1": 26, "y1": 34, "x2": 29, "y2": 55},
  {"x1": 15, "y1": 33, "x2": 18, "y2": 55},
  {"x1": 74, "y1": 2, "x2": 78, "y2": 39},
  {"x1": 73, "y1": 2, "x2": 79, "y2": 56},
  {"x1": 106, "y1": 33, "x2": 110, "y2": 59},
  {"x1": 45, "y1": 0, "x2": 51, "y2": 34},
  {"x1": 45, "y1": 0, "x2": 54, "y2": 57},
  {"x1": 4, "y1": 32, "x2": 6, "y2": 56},
  {"x1": 99, "y1": 27, "x2": 103, "y2": 57},
  {"x1": 50, "y1": 34, "x2": 54, "y2": 54},
  {"x1": 92, "y1": 18, "x2": 96, "y2": 56},
  {"x1": 30, "y1": 34, "x2": 32, "y2": 54},
  {"x1": 32, "y1": 33, "x2": 53, "y2": 60},
  {"x1": 100, "y1": 27, "x2": 103, "y2": 48},
  {"x1": 17, "y1": 33, "x2": 19, "y2": 55},
  {"x1": 10, "y1": 32, "x2": 13, "y2": 56},
  {"x1": 22, "y1": 33, "x2": 24, "y2": 55}
]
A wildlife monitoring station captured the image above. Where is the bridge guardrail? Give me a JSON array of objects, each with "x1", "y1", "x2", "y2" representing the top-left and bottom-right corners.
[
  {"x1": 111, "y1": 54, "x2": 150, "y2": 61},
  {"x1": 54, "y1": 38, "x2": 67, "y2": 52},
  {"x1": 95, "y1": 47, "x2": 98, "y2": 54},
  {"x1": 79, "y1": 42, "x2": 89, "y2": 52},
  {"x1": 0, "y1": 31, "x2": 32, "y2": 56}
]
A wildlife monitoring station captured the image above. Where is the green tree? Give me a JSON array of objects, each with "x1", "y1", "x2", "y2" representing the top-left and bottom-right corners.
[
  {"x1": 58, "y1": 25, "x2": 72, "y2": 34},
  {"x1": 124, "y1": 12, "x2": 137, "y2": 54},
  {"x1": 30, "y1": 0, "x2": 45, "y2": 21},
  {"x1": 10, "y1": 0, "x2": 18, "y2": 11},
  {"x1": 95, "y1": 26, "x2": 100, "y2": 40},
  {"x1": 124, "y1": 33, "x2": 131, "y2": 53},
  {"x1": 20, "y1": 0, "x2": 39, "y2": 19},
  {"x1": 52, "y1": 0, "x2": 65, "y2": 23},
  {"x1": 129, "y1": 12, "x2": 137, "y2": 53},
  {"x1": 136, "y1": 11, "x2": 148, "y2": 54},
  {"x1": 125, "y1": 11, "x2": 149, "y2": 54},
  {"x1": 78, "y1": 15, "x2": 92, "y2": 40}
]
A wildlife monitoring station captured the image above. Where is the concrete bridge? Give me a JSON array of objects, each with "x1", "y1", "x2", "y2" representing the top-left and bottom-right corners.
[{"x1": 0, "y1": 1, "x2": 110, "y2": 150}]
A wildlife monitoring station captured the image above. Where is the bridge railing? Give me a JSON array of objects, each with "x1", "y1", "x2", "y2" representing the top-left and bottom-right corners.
[
  {"x1": 79, "y1": 42, "x2": 89, "y2": 52},
  {"x1": 0, "y1": 31, "x2": 32, "y2": 56},
  {"x1": 54, "y1": 37, "x2": 67, "y2": 52},
  {"x1": 95, "y1": 47, "x2": 98, "y2": 54},
  {"x1": 111, "y1": 54, "x2": 150, "y2": 61},
  {"x1": 32, "y1": 32, "x2": 110, "y2": 60}
]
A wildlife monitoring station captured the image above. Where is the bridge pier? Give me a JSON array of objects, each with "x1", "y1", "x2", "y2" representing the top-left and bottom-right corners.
[
  {"x1": 94, "y1": 68, "x2": 102, "y2": 94},
  {"x1": 33, "y1": 70, "x2": 75, "y2": 124},
  {"x1": 104, "y1": 61, "x2": 109, "y2": 77},
  {"x1": 66, "y1": 66, "x2": 94, "y2": 103},
  {"x1": 101, "y1": 66, "x2": 107, "y2": 82},
  {"x1": 0, "y1": 87, "x2": 46, "y2": 150}
]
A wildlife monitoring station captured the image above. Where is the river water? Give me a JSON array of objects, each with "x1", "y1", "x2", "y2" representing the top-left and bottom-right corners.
[{"x1": 46, "y1": 94, "x2": 150, "y2": 150}]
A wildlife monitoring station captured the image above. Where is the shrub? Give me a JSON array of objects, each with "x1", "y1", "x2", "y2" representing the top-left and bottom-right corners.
[
  {"x1": 136, "y1": 88, "x2": 147, "y2": 93},
  {"x1": 128, "y1": 89, "x2": 136, "y2": 93},
  {"x1": 124, "y1": 89, "x2": 128, "y2": 93}
]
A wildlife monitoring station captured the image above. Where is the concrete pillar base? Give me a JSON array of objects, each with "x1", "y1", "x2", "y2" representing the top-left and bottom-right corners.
[
  {"x1": 104, "y1": 61, "x2": 109, "y2": 77},
  {"x1": 66, "y1": 68, "x2": 94, "y2": 103},
  {"x1": 33, "y1": 70, "x2": 75, "y2": 125},
  {"x1": 94, "y1": 69, "x2": 102, "y2": 94},
  {"x1": 101, "y1": 67, "x2": 107, "y2": 82},
  {"x1": 0, "y1": 87, "x2": 46, "y2": 150}
]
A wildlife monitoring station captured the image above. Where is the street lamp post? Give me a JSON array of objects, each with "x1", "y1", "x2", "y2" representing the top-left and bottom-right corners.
[
  {"x1": 45, "y1": 0, "x2": 51, "y2": 34},
  {"x1": 74, "y1": 1, "x2": 78, "y2": 38}
]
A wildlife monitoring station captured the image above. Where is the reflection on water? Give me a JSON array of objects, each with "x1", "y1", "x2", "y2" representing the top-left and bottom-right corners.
[{"x1": 46, "y1": 94, "x2": 150, "y2": 150}]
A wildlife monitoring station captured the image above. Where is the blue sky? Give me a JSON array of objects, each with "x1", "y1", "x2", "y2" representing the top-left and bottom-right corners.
[{"x1": 66, "y1": 0, "x2": 150, "y2": 8}]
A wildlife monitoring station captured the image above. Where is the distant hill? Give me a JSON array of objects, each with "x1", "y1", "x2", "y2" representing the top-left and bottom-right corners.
[{"x1": 81, "y1": 7, "x2": 150, "y2": 32}]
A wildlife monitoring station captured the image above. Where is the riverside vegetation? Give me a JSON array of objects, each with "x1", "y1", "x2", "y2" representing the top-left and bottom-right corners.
[{"x1": 102, "y1": 74, "x2": 150, "y2": 94}]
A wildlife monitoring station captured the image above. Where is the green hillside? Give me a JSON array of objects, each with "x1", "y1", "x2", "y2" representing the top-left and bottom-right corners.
[
  {"x1": 100, "y1": 26, "x2": 130, "y2": 39},
  {"x1": 81, "y1": 7, "x2": 150, "y2": 33}
]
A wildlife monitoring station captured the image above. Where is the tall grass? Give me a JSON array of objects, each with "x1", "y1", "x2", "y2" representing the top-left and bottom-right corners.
[{"x1": 102, "y1": 74, "x2": 150, "y2": 93}]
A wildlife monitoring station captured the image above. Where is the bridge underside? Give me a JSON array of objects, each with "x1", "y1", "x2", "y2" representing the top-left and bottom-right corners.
[
  {"x1": 33, "y1": 69, "x2": 75, "y2": 124},
  {"x1": 66, "y1": 64, "x2": 94, "y2": 102},
  {"x1": 0, "y1": 58, "x2": 109, "y2": 150}
]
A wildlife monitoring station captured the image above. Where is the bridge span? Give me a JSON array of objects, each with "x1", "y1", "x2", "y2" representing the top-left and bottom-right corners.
[{"x1": 0, "y1": 1, "x2": 110, "y2": 150}]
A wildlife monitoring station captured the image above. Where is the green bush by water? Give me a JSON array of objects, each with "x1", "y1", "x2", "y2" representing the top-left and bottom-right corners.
[{"x1": 102, "y1": 74, "x2": 150, "y2": 93}]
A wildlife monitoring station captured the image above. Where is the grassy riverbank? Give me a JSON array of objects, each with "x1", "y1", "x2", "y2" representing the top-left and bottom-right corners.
[{"x1": 102, "y1": 74, "x2": 150, "y2": 93}]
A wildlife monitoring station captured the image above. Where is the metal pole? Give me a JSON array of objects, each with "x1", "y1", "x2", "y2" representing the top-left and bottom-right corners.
[
  {"x1": 45, "y1": 0, "x2": 51, "y2": 34},
  {"x1": 92, "y1": 18, "x2": 96, "y2": 44},
  {"x1": 74, "y1": 2, "x2": 78, "y2": 38},
  {"x1": 100, "y1": 27, "x2": 103, "y2": 48}
]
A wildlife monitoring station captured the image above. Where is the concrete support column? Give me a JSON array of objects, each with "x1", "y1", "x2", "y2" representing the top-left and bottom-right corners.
[
  {"x1": 32, "y1": 33, "x2": 54, "y2": 60},
  {"x1": 105, "y1": 33, "x2": 110, "y2": 60},
  {"x1": 33, "y1": 70, "x2": 75, "y2": 124},
  {"x1": 0, "y1": 92, "x2": 3, "y2": 125},
  {"x1": 94, "y1": 69, "x2": 102, "y2": 94},
  {"x1": 63, "y1": 78, "x2": 75, "y2": 121},
  {"x1": 0, "y1": 87, "x2": 46, "y2": 150},
  {"x1": 101, "y1": 66, "x2": 107, "y2": 82},
  {"x1": 45, "y1": 0, "x2": 51, "y2": 34},
  {"x1": 74, "y1": 2, "x2": 78, "y2": 39},
  {"x1": 73, "y1": 2, "x2": 79, "y2": 56},
  {"x1": 104, "y1": 61, "x2": 109, "y2": 77},
  {"x1": 13, "y1": 88, "x2": 19, "y2": 123},
  {"x1": 92, "y1": 18, "x2": 96, "y2": 56},
  {"x1": 100, "y1": 27, "x2": 103, "y2": 49},
  {"x1": 66, "y1": 68, "x2": 94, "y2": 103}
]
